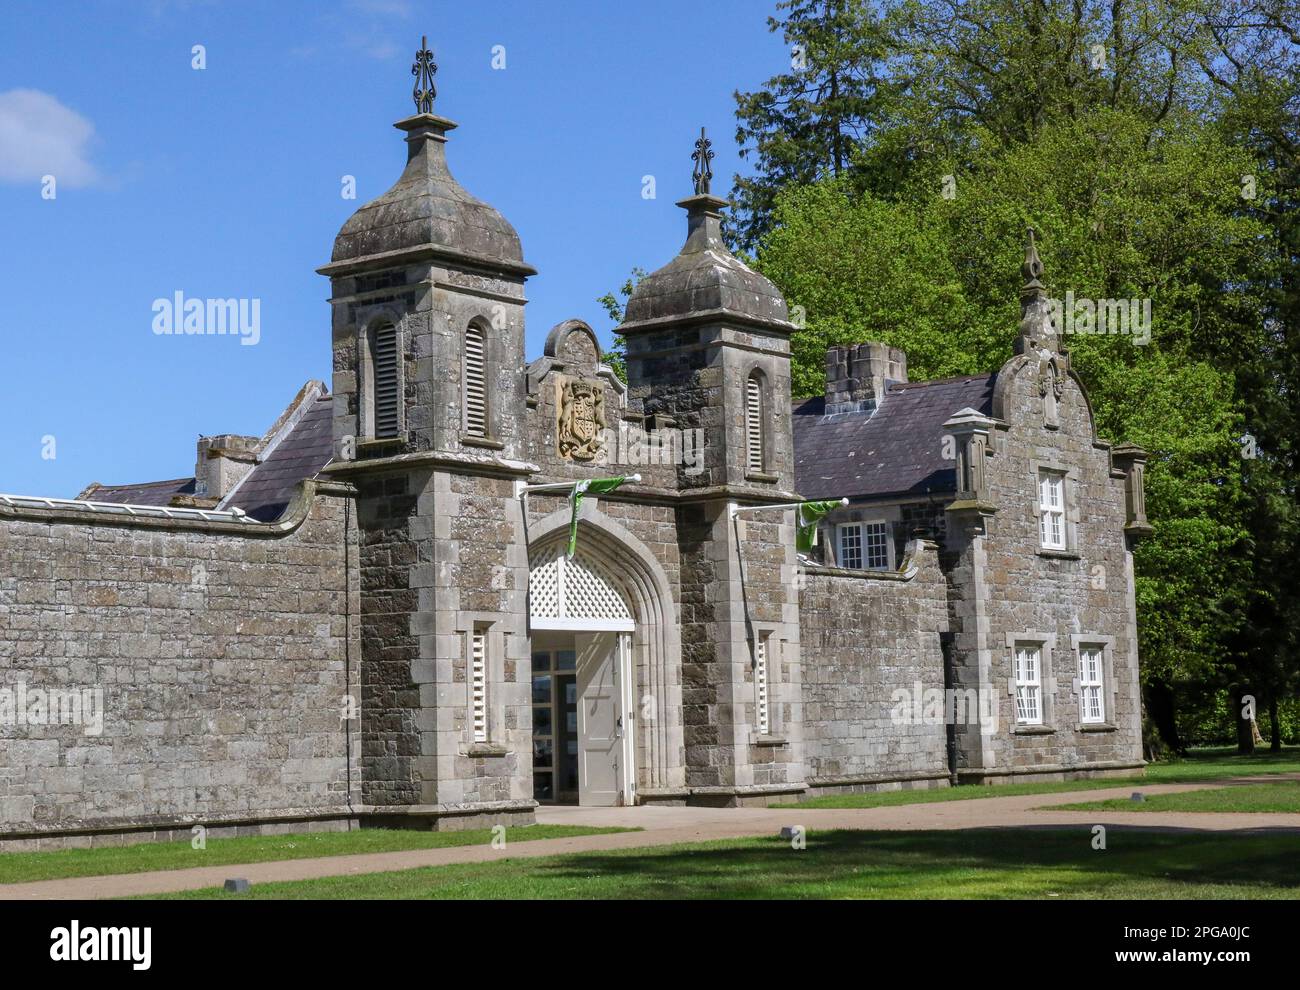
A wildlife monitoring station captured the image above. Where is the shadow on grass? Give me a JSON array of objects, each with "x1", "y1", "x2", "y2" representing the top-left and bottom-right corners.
[{"x1": 506, "y1": 828, "x2": 1300, "y2": 899}]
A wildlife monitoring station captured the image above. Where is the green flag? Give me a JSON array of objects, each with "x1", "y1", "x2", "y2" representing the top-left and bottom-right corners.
[
  {"x1": 567, "y1": 476, "x2": 628, "y2": 557},
  {"x1": 795, "y1": 500, "x2": 843, "y2": 552}
]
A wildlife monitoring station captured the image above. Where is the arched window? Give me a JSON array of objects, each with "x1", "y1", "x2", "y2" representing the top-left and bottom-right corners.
[
  {"x1": 368, "y1": 321, "x2": 399, "y2": 439},
  {"x1": 745, "y1": 370, "x2": 766, "y2": 474},
  {"x1": 464, "y1": 322, "x2": 488, "y2": 437}
]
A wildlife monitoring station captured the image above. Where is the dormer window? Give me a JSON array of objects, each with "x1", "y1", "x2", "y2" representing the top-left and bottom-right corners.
[
  {"x1": 366, "y1": 320, "x2": 400, "y2": 440},
  {"x1": 464, "y1": 322, "x2": 488, "y2": 437},
  {"x1": 745, "y1": 370, "x2": 766, "y2": 475}
]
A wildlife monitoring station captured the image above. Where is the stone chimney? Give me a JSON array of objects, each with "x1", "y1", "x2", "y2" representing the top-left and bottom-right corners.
[
  {"x1": 193, "y1": 434, "x2": 260, "y2": 502},
  {"x1": 824, "y1": 341, "x2": 908, "y2": 413}
]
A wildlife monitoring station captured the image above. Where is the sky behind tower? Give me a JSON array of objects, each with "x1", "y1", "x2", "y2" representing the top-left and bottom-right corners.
[{"x1": 0, "y1": 0, "x2": 785, "y2": 497}]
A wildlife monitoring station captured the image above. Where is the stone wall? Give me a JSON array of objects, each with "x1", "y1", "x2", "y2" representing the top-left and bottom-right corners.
[
  {"x1": 798, "y1": 541, "x2": 952, "y2": 792},
  {"x1": 0, "y1": 486, "x2": 359, "y2": 846},
  {"x1": 950, "y1": 358, "x2": 1144, "y2": 782}
]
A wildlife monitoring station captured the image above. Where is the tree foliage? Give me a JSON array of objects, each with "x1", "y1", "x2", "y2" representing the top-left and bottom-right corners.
[{"x1": 739, "y1": 0, "x2": 1299, "y2": 752}]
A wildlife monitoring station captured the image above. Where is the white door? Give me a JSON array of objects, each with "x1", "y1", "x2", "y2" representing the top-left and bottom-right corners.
[{"x1": 575, "y1": 631, "x2": 620, "y2": 806}]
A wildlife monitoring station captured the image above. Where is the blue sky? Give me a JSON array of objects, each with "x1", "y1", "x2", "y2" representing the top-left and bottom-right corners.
[{"x1": 1, "y1": 0, "x2": 786, "y2": 497}]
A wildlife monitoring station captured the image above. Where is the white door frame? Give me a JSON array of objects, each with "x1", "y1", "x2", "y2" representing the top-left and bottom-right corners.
[
  {"x1": 529, "y1": 551, "x2": 637, "y2": 804},
  {"x1": 614, "y1": 631, "x2": 636, "y2": 806},
  {"x1": 534, "y1": 627, "x2": 637, "y2": 806}
]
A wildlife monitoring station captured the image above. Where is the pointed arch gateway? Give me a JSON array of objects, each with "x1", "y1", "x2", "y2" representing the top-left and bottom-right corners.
[{"x1": 526, "y1": 505, "x2": 683, "y2": 806}]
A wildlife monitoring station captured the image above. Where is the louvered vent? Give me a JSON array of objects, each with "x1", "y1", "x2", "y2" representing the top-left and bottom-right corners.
[
  {"x1": 371, "y1": 323, "x2": 399, "y2": 439},
  {"x1": 755, "y1": 633, "x2": 770, "y2": 735},
  {"x1": 745, "y1": 374, "x2": 764, "y2": 473},
  {"x1": 464, "y1": 325, "x2": 487, "y2": 437},
  {"x1": 471, "y1": 628, "x2": 488, "y2": 742}
]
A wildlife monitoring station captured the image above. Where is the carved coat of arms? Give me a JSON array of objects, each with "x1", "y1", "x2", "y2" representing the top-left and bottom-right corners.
[{"x1": 557, "y1": 377, "x2": 607, "y2": 461}]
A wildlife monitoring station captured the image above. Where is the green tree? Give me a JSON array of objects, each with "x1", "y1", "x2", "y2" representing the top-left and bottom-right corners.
[
  {"x1": 595, "y1": 268, "x2": 645, "y2": 384},
  {"x1": 732, "y1": 0, "x2": 1300, "y2": 755},
  {"x1": 731, "y1": 0, "x2": 887, "y2": 252},
  {"x1": 756, "y1": 108, "x2": 1269, "y2": 753}
]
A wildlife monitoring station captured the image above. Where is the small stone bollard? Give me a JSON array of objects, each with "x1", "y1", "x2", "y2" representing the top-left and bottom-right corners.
[
  {"x1": 779, "y1": 826, "x2": 799, "y2": 840},
  {"x1": 223, "y1": 878, "x2": 251, "y2": 893},
  {"x1": 1130, "y1": 792, "x2": 1145, "y2": 803}
]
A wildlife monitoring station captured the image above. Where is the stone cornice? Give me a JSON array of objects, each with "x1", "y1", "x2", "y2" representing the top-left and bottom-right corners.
[
  {"x1": 0, "y1": 478, "x2": 352, "y2": 538},
  {"x1": 317, "y1": 242, "x2": 537, "y2": 280},
  {"x1": 322, "y1": 449, "x2": 539, "y2": 480},
  {"x1": 618, "y1": 306, "x2": 796, "y2": 337}
]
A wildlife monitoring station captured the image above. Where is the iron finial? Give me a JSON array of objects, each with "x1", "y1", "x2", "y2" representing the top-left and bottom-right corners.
[
  {"x1": 412, "y1": 35, "x2": 437, "y2": 114},
  {"x1": 691, "y1": 127, "x2": 714, "y2": 196}
]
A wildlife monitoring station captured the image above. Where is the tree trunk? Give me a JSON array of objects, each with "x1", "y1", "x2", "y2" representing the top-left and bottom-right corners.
[
  {"x1": 1270, "y1": 697, "x2": 1282, "y2": 752},
  {"x1": 1142, "y1": 681, "x2": 1183, "y2": 755},
  {"x1": 1231, "y1": 687, "x2": 1256, "y2": 755}
]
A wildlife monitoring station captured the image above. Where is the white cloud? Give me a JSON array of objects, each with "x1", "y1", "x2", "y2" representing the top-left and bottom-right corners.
[
  {"x1": 346, "y1": 0, "x2": 412, "y2": 15},
  {"x1": 349, "y1": 36, "x2": 401, "y2": 60},
  {"x1": 0, "y1": 89, "x2": 100, "y2": 187}
]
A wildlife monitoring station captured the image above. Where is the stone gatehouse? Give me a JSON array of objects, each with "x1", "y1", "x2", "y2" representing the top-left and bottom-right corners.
[{"x1": 0, "y1": 43, "x2": 1151, "y2": 847}]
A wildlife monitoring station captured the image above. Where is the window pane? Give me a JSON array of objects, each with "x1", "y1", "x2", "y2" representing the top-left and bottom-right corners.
[
  {"x1": 533, "y1": 772, "x2": 553, "y2": 802},
  {"x1": 839, "y1": 525, "x2": 863, "y2": 569},
  {"x1": 532, "y1": 738, "x2": 553, "y2": 769},
  {"x1": 532, "y1": 705, "x2": 552, "y2": 737},
  {"x1": 864, "y1": 522, "x2": 889, "y2": 569},
  {"x1": 532, "y1": 674, "x2": 552, "y2": 704}
]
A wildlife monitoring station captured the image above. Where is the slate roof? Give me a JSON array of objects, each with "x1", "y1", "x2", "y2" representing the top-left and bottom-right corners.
[
  {"x1": 226, "y1": 395, "x2": 334, "y2": 522},
  {"x1": 76, "y1": 393, "x2": 334, "y2": 524},
  {"x1": 81, "y1": 478, "x2": 196, "y2": 506},
  {"x1": 793, "y1": 373, "x2": 997, "y2": 501}
]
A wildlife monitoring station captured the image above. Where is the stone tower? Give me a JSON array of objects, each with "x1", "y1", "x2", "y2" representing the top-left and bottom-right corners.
[
  {"x1": 617, "y1": 130, "x2": 806, "y2": 804},
  {"x1": 318, "y1": 38, "x2": 537, "y2": 823}
]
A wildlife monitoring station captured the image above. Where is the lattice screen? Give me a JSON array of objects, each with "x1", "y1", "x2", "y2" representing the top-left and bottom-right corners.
[{"x1": 529, "y1": 545, "x2": 632, "y2": 623}]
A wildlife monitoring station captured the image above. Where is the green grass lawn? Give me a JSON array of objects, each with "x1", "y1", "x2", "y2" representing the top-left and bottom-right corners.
[
  {"x1": 0, "y1": 825, "x2": 634, "y2": 886},
  {"x1": 777, "y1": 746, "x2": 1300, "y2": 810},
  {"x1": 147, "y1": 828, "x2": 1300, "y2": 900},
  {"x1": 1053, "y1": 782, "x2": 1300, "y2": 814}
]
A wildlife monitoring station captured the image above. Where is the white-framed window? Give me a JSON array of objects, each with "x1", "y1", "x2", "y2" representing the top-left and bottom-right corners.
[
  {"x1": 470, "y1": 626, "x2": 488, "y2": 743},
  {"x1": 837, "y1": 521, "x2": 890, "y2": 570},
  {"x1": 1014, "y1": 642, "x2": 1043, "y2": 725},
  {"x1": 1078, "y1": 643, "x2": 1105, "y2": 723},
  {"x1": 755, "y1": 632, "x2": 771, "y2": 736},
  {"x1": 837, "y1": 523, "x2": 863, "y2": 569},
  {"x1": 1038, "y1": 470, "x2": 1066, "y2": 549},
  {"x1": 863, "y1": 521, "x2": 890, "y2": 569},
  {"x1": 463, "y1": 322, "x2": 488, "y2": 437},
  {"x1": 745, "y1": 371, "x2": 765, "y2": 474}
]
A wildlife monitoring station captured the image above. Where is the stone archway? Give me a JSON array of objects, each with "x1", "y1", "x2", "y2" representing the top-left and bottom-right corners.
[{"x1": 526, "y1": 504, "x2": 683, "y2": 797}]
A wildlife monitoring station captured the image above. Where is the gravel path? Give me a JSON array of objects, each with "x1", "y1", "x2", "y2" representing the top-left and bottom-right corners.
[{"x1": 4, "y1": 778, "x2": 1297, "y2": 900}]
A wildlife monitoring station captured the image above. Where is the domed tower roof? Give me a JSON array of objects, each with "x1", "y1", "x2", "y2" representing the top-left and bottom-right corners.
[
  {"x1": 323, "y1": 37, "x2": 534, "y2": 278},
  {"x1": 620, "y1": 128, "x2": 790, "y2": 332}
]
